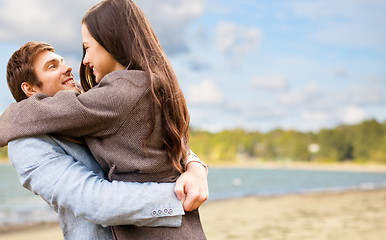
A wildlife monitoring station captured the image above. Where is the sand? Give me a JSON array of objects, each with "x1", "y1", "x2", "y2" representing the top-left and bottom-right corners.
[
  {"x1": 200, "y1": 189, "x2": 386, "y2": 240},
  {"x1": 1, "y1": 189, "x2": 385, "y2": 240}
]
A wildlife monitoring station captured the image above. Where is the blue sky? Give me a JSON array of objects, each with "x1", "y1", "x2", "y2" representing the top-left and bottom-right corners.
[{"x1": 0, "y1": 0, "x2": 385, "y2": 132}]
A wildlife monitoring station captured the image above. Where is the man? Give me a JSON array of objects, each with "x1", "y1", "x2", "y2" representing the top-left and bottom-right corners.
[{"x1": 3, "y1": 42, "x2": 208, "y2": 240}]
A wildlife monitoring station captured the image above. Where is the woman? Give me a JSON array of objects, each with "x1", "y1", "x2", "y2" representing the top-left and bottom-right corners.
[
  {"x1": 0, "y1": 0, "x2": 207, "y2": 239},
  {"x1": 79, "y1": 0, "x2": 206, "y2": 238}
]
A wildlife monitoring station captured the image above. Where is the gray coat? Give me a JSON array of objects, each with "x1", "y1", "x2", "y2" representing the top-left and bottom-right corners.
[{"x1": 0, "y1": 70, "x2": 206, "y2": 240}]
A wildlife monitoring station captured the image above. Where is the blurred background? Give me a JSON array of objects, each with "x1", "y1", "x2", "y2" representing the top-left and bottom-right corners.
[
  {"x1": 1, "y1": 0, "x2": 386, "y2": 133},
  {"x1": 1, "y1": 0, "x2": 385, "y2": 164},
  {"x1": 1, "y1": 0, "x2": 386, "y2": 239}
]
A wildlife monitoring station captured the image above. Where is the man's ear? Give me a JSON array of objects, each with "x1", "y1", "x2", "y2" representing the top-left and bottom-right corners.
[{"x1": 21, "y1": 82, "x2": 38, "y2": 98}]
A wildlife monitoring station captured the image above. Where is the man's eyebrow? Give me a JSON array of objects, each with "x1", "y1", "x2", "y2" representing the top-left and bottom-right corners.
[{"x1": 42, "y1": 58, "x2": 58, "y2": 70}]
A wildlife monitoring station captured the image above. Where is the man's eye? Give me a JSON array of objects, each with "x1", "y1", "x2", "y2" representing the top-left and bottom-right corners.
[{"x1": 49, "y1": 64, "x2": 56, "y2": 69}]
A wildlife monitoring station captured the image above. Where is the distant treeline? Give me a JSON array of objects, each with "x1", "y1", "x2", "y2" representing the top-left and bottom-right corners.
[
  {"x1": 189, "y1": 119, "x2": 386, "y2": 164},
  {"x1": 1, "y1": 119, "x2": 385, "y2": 164},
  {"x1": 0, "y1": 145, "x2": 7, "y2": 160}
]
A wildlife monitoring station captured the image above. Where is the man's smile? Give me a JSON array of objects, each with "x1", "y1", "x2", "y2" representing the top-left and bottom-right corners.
[{"x1": 63, "y1": 77, "x2": 75, "y2": 85}]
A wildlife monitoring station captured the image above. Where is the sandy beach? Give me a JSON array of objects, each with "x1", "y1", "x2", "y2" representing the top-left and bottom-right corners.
[
  {"x1": 1, "y1": 189, "x2": 385, "y2": 240},
  {"x1": 201, "y1": 189, "x2": 386, "y2": 240}
]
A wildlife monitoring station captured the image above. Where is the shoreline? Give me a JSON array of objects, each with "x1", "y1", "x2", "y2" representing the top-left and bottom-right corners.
[
  {"x1": 207, "y1": 160, "x2": 386, "y2": 173},
  {"x1": 3, "y1": 158, "x2": 386, "y2": 172},
  {"x1": 0, "y1": 222, "x2": 59, "y2": 234},
  {"x1": 1, "y1": 189, "x2": 386, "y2": 240}
]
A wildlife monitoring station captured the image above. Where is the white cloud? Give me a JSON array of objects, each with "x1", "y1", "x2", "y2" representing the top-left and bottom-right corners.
[
  {"x1": 301, "y1": 105, "x2": 367, "y2": 131},
  {"x1": 187, "y1": 80, "x2": 223, "y2": 105},
  {"x1": 290, "y1": 0, "x2": 386, "y2": 23},
  {"x1": 302, "y1": 110, "x2": 332, "y2": 127},
  {"x1": 252, "y1": 74, "x2": 288, "y2": 90},
  {"x1": 216, "y1": 21, "x2": 262, "y2": 59},
  {"x1": 225, "y1": 101, "x2": 283, "y2": 120},
  {"x1": 333, "y1": 66, "x2": 350, "y2": 78},
  {"x1": 311, "y1": 22, "x2": 386, "y2": 48},
  {"x1": 348, "y1": 84, "x2": 384, "y2": 105},
  {"x1": 290, "y1": 0, "x2": 386, "y2": 49},
  {"x1": 137, "y1": 0, "x2": 205, "y2": 54},
  {"x1": 0, "y1": 0, "x2": 203, "y2": 55},
  {"x1": 279, "y1": 84, "x2": 321, "y2": 105},
  {"x1": 340, "y1": 105, "x2": 366, "y2": 124},
  {"x1": 139, "y1": 0, "x2": 204, "y2": 19},
  {"x1": 0, "y1": 0, "x2": 98, "y2": 53}
]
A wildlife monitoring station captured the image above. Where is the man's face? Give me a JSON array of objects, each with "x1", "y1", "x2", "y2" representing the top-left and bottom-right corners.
[{"x1": 32, "y1": 51, "x2": 80, "y2": 96}]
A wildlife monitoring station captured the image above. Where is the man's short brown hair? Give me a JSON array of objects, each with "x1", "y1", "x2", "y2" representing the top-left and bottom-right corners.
[{"x1": 7, "y1": 41, "x2": 54, "y2": 102}]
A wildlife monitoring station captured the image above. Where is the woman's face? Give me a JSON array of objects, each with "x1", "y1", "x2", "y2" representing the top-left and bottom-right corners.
[{"x1": 81, "y1": 24, "x2": 125, "y2": 83}]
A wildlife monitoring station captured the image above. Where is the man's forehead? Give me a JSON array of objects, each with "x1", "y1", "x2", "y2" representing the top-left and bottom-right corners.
[{"x1": 33, "y1": 51, "x2": 63, "y2": 67}]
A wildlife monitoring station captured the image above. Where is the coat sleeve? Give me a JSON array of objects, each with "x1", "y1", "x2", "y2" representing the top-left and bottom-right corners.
[
  {"x1": 0, "y1": 73, "x2": 148, "y2": 147},
  {"x1": 8, "y1": 135, "x2": 184, "y2": 227}
]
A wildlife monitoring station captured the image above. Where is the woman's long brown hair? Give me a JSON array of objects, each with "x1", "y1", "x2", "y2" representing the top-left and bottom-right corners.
[{"x1": 80, "y1": 0, "x2": 189, "y2": 173}]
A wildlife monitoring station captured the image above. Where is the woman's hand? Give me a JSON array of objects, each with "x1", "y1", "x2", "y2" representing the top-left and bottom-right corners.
[{"x1": 174, "y1": 162, "x2": 208, "y2": 212}]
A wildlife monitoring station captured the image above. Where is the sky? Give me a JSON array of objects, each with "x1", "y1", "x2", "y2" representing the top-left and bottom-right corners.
[{"x1": 0, "y1": 0, "x2": 385, "y2": 133}]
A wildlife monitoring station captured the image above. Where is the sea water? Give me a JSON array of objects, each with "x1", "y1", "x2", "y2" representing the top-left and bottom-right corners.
[
  {"x1": 1, "y1": 164, "x2": 386, "y2": 227},
  {"x1": 0, "y1": 164, "x2": 58, "y2": 227}
]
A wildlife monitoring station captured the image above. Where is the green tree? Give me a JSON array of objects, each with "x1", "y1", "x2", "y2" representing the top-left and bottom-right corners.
[
  {"x1": 0, "y1": 146, "x2": 8, "y2": 160},
  {"x1": 189, "y1": 119, "x2": 386, "y2": 165},
  {"x1": 352, "y1": 119, "x2": 384, "y2": 161},
  {"x1": 317, "y1": 125, "x2": 354, "y2": 161}
]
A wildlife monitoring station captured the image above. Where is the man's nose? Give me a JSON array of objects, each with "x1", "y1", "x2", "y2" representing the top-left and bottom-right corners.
[{"x1": 62, "y1": 64, "x2": 73, "y2": 75}]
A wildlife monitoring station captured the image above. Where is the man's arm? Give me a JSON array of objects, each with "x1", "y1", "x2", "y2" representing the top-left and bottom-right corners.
[{"x1": 8, "y1": 135, "x2": 184, "y2": 227}]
